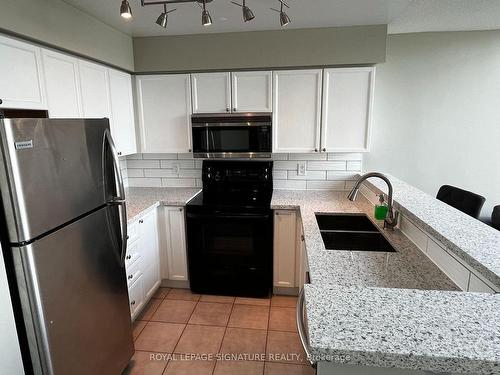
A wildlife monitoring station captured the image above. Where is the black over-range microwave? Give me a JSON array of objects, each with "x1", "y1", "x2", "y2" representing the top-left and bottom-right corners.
[{"x1": 191, "y1": 113, "x2": 272, "y2": 158}]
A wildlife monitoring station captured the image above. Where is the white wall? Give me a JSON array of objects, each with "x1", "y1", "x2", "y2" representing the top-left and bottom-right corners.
[
  {"x1": 365, "y1": 30, "x2": 500, "y2": 219},
  {"x1": 0, "y1": 246, "x2": 24, "y2": 375}
]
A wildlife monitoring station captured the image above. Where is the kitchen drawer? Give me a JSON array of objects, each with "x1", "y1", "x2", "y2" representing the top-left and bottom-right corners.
[
  {"x1": 128, "y1": 275, "x2": 145, "y2": 319},
  {"x1": 125, "y1": 239, "x2": 141, "y2": 268},
  {"x1": 426, "y1": 239, "x2": 470, "y2": 290},
  {"x1": 127, "y1": 220, "x2": 139, "y2": 244},
  {"x1": 468, "y1": 273, "x2": 495, "y2": 293},
  {"x1": 399, "y1": 215, "x2": 428, "y2": 252},
  {"x1": 126, "y1": 257, "x2": 143, "y2": 287}
]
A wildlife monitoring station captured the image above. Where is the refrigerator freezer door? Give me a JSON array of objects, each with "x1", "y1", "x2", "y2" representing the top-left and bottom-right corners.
[
  {"x1": 0, "y1": 118, "x2": 119, "y2": 243},
  {"x1": 12, "y1": 205, "x2": 134, "y2": 375}
]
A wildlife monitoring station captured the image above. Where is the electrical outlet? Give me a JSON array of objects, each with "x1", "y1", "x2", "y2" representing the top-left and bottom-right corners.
[
  {"x1": 173, "y1": 163, "x2": 180, "y2": 174},
  {"x1": 297, "y1": 162, "x2": 306, "y2": 176}
]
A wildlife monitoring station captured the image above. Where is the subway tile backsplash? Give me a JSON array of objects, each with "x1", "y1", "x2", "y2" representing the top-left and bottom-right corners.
[{"x1": 125, "y1": 153, "x2": 362, "y2": 190}]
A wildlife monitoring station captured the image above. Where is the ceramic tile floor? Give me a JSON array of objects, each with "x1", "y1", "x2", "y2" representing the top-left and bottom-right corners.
[{"x1": 125, "y1": 288, "x2": 315, "y2": 375}]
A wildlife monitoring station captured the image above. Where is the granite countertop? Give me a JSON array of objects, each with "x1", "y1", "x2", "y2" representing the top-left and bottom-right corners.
[
  {"x1": 125, "y1": 187, "x2": 200, "y2": 222},
  {"x1": 271, "y1": 189, "x2": 500, "y2": 374},
  {"x1": 305, "y1": 285, "x2": 500, "y2": 374},
  {"x1": 271, "y1": 190, "x2": 457, "y2": 290},
  {"x1": 363, "y1": 175, "x2": 500, "y2": 288}
]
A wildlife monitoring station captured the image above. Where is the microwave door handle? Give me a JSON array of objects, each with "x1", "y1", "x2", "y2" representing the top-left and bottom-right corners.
[{"x1": 103, "y1": 129, "x2": 128, "y2": 266}]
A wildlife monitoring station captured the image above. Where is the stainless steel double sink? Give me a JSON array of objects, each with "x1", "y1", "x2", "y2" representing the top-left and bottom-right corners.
[{"x1": 316, "y1": 214, "x2": 396, "y2": 252}]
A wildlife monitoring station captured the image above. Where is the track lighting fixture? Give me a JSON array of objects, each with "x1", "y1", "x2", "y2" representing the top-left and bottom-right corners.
[
  {"x1": 120, "y1": 0, "x2": 132, "y2": 19},
  {"x1": 155, "y1": 3, "x2": 176, "y2": 28},
  {"x1": 231, "y1": 0, "x2": 255, "y2": 22},
  {"x1": 121, "y1": 0, "x2": 293, "y2": 29},
  {"x1": 271, "y1": 0, "x2": 291, "y2": 27}
]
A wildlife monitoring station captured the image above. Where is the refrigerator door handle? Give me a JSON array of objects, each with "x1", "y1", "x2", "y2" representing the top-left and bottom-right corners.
[
  {"x1": 103, "y1": 129, "x2": 128, "y2": 266},
  {"x1": 104, "y1": 129, "x2": 126, "y2": 202}
]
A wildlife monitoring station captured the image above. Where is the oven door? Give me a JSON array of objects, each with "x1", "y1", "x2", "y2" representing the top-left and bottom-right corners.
[
  {"x1": 191, "y1": 123, "x2": 271, "y2": 158},
  {"x1": 186, "y1": 210, "x2": 273, "y2": 297}
]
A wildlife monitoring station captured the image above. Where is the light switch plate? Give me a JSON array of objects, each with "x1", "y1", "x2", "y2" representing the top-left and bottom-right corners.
[{"x1": 297, "y1": 162, "x2": 306, "y2": 176}]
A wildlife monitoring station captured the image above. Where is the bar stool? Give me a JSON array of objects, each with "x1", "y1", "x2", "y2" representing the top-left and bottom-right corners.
[
  {"x1": 492, "y1": 206, "x2": 500, "y2": 230},
  {"x1": 436, "y1": 185, "x2": 486, "y2": 219}
]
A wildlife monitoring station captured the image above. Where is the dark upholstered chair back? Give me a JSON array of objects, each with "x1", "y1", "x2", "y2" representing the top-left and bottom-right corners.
[
  {"x1": 492, "y1": 206, "x2": 500, "y2": 230},
  {"x1": 436, "y1": 185, "x2": 486, "y2": 219}
]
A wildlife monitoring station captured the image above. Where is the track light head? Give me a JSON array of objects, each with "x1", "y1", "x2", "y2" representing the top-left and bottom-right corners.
[
  {"x1": 120, "y1": 0, "x2": 132, "y2": 19},
  {"x1": 279, "y1": 11, "x2": 290, "y2": 26},
  {"x1": 242, "y1": 6, "x2": 255, "y2": 22},
  {"x1": 202, "y1": 9, "x2": 212, "y2": 26}
]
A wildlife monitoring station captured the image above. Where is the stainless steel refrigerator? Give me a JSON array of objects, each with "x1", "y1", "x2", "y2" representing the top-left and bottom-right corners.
[{"x1": 0, "y1": 118, "x2": 133, "y2": 375}]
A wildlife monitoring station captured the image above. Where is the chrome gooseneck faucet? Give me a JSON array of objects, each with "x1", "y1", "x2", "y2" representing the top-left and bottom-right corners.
[{"x1": 348, "y1": 172, "x2": 399, "y2": 230}]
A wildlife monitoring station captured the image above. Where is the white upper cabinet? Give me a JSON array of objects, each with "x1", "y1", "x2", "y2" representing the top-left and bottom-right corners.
[
  {"x1": 78, "y1": 61, "x2": 111, "y2": 119},
  {"x1": 0, "y1": 36, "x2": 46, "y2": 110},
  {"x1": 191, "y1": 72, "x2": 231, "y2": 113},
  {"x1": 273, "y1": 70, "x2": 323, "y2": 153},
  {"x1": 231, "y1": 71, "x2": 272, "y2": 113},
  {"x1": 108, "y1": 70, "x2": 137, "y2": 156},
  {"x1": 321, "y1": 67, "x2": 375, "y2": 152},
  {"x1": 42, "y1": 49, "x2": 82, "y2": 118},
  {"x1": 136, "y1": 74, "x2": 192, "y2": 153}
]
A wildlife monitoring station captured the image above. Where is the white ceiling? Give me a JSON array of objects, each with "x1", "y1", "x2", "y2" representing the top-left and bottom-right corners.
[
  {"x1": 389, "y1": 0, "x2": 500, "y2": 34},
  {"x1": 62, "y1": 0, "x2": 500, "y2": 37}
]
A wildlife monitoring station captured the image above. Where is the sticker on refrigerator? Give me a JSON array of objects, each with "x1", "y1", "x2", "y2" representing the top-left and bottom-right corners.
[{"x1": 14, "y1": 140, "x2": 33, "y2": 150}]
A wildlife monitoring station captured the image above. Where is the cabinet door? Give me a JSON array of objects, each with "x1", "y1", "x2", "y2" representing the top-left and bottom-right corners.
[
  {"x1": 231, "y1": 71, "x2": 272, "y2": 112},
  {"x1": 42, "y1": 49, "x2": 82, "y2": 118},
  {"x1": 136, "y1": 75, "x2": 192, "y2": 153},
  {"x1": 0, "y1": 36, "x2": 46, "y2": 109},
  {"x1": 164, "y1": 206, "x2": 188, "y2": 281},
  {"x1": 273, "y1": 70, "x2": 322, "y2": 153},
  {"x1": 128, "y1": 276, "x2": 145, "y2": 320},
  {"x1": 321, "y1": 67, "x2": 374, "y2": 152},
  {"x1": 191, "y1": 72, "x2": 231, "y2": 113},
  {"x1": 273, "y1": 210, "x2": 297, "y2": 288},
  {"x1": 78, "y1": 61, "x2": 111, "y2": 118},
  {"x1": 138, "y1": 209, "x2": 160, "y2": 299},
  {"x1": 108, "y1": 69, "x2": 137, "y2": 156}
]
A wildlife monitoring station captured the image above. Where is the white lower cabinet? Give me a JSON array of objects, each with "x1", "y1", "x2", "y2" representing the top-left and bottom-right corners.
[
  {"x1": 164, "y1": 206, "x2": 189, "y2": 281},
  {"x1": 274, "y1": 210, "x2": 298, "y2": 290},
  {"x1": 128, "y1": 276, "x2": 145, "y2": 320},
  {"x1": 126, "y1": 208, "x2": 161, "y2": 320}
]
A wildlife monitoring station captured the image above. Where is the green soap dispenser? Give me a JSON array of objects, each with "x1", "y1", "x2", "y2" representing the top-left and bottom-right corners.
[{"x1": 374, "y1": 194, "x2": 389, "y2": 220}]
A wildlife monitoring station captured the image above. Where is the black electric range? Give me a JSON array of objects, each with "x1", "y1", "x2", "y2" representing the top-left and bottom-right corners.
[{"x1": 186, "y1": 160, "x2": 273, "y2": 297}]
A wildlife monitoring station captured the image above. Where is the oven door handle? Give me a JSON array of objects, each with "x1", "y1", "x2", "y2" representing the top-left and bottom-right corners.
[{"x1": 186, "y1": 212, "x2": 271, "y2": 220}]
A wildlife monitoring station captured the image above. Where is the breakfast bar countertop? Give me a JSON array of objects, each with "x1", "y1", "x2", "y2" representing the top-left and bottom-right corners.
[{"x1": 271, "y1": 189, "x2": 500, "y2": 374}]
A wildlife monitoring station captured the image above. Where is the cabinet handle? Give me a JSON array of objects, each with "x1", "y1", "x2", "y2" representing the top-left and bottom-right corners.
[
  {"x1": 188, "y1": 149, "x2": 192, "y2": 153},
  {"x1": 139, "y1": 219, "x2": 144, "y2": 224},
  {"x1": 128, "y1": 274, "x2": 134, "y2": 280},
  {"x1": 117, "y1": 152, "x2": 122, "y2": 156},
  {"x1": 233, "y1": 108, "x2": 237, "y2": 112},
  {"x1": 322, "y1": 148, "x2": 326, "y2": 152},
  {"x1": 126, "y1": 255, "x2": 132, "y2": 260},
  {"x1": 314, "y1": 148, "x2": 318, "y2": 152},
  {"x1": 0, "y1": 99, "x2": 3, "y2": 105},
  {"x1": 179, "y1": 208, "x2": 183, "y2": 212},
  {"x1": 226, "y1": 108, "x2": 230, "y2": 112},
  {"x1": 131, "y1": 300, "x2": 136, "y2": 306}
]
